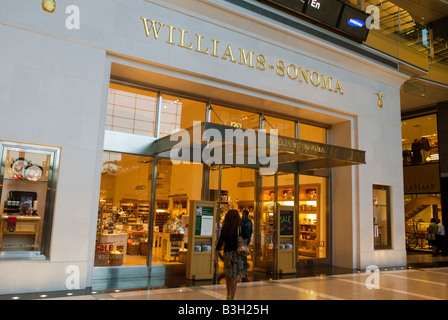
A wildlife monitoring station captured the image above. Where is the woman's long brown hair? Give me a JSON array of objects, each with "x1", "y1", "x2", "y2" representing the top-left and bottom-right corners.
[{"x1": 221, "y1": 209, "x2": 241, "y2": 238}]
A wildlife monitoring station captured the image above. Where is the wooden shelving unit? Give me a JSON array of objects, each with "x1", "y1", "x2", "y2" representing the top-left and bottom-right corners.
[{"x1": 298, "y1": 184, "x2": 320, "y2": 258}]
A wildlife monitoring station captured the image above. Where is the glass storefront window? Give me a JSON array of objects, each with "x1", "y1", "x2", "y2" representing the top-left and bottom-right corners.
[
  {"x1": 264, "y1": 116, "x2": 295, "y2": 137},
  {"x1": 257, "y1": 174, "x2": 276, "y2": 269},
  {"x1": 0, "y1": 141, "x2": 60, "y2": 258},
  {"x1": 96, "y1": 152, "x2": 154, "y2": 267},
  {"x1": 96, "y1": 152, "x2": 203, "y2": 267},
  {"x1": 373, "y1": 185, "x2": 392, "y2": 250},
  {"x1": 209, "y1": 167, "x2": 255, "y2": 220},
  {"x1": 101, "y1": 82, "x2": 334, "y2": 272},
  {"x1": 256, "y1": 172, "x2": 328, "y2": 268},
  {"x1": 159, "y1": 95, "x2": 206, "y2": 137},
  {"x1": 106, "y1": 83, "x2": 158, "y2": 136},
  {"x1": 298, "y1": 175, "x2": 327, "y2": 259},
  {"x1": 210, "y1": 105, "x2": 260, "y2": 130},
  {"x1": 402, "y1": 114, "x2": 438, "y2": 165},
  {"x1": 405, "y1": 193, "x2": 441, "y2": 251},
  {"x1": 209, "y1": 166, "x2": 255, "y2": 274},
  {"x1": 300, "y1": 123, "x2": 327, "y2": 143}
]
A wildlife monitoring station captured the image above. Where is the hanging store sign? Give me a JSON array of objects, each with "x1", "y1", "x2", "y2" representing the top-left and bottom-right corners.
[
  {"x1": 141, "y1": 17, "x2": 344, "y2": 95},
  {"x1": 263, "y1": 0, "x2": 370, "y2": 42}
]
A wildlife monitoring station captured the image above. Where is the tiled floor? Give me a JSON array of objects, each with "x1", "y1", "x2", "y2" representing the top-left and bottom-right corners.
[
  {"x1": 3, "y1": 251, "x2": 448, "y2": 301},
  {"x1": 40, "y1": 266, "x2": 448, "y2": 300}
]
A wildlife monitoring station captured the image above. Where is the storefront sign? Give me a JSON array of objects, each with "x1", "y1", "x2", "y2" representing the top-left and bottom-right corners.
[
  {"x1": 268, "y1": 136, "x2": 326, "y2": 155},
  {"x1": 404, "y1": 163, "x2": 440, "y2": 194},
  {"x1": 141, "y1": 17, "x2": 344, "y2": 95}
]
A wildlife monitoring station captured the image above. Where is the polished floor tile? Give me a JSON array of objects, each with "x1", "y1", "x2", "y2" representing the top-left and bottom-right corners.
[
  {"x1": 36, "y1": 267, "x2": 448, "y2": 301},
  {"x1": 3, "y1": 252, "x2": 448, "y2": 301}
]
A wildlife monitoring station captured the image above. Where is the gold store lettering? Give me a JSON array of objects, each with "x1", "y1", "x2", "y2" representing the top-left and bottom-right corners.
[
  {"x1": 141, "y1": 17, "x2": 344, "y2": 95},
  {"x1": 268, "y1": 137, "x2": 326, "y2": 154}
]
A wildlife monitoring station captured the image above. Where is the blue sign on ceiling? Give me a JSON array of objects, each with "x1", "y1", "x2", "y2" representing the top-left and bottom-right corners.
[{"x1": 347, "y1": 18, "x2": 365, "y2": 28}]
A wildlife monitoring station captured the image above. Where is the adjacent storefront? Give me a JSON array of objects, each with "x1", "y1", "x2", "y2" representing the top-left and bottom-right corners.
[
  {"x1": 0, "y1": 0, "x2": 409, "y2": 294},
  {"x1": 402, "y1": 113, "x2": 442, "y2": 251}
]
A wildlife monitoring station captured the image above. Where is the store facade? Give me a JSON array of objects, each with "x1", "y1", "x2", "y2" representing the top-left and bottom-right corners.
[
  {"x1": 0, "y1": 0, "x2": 408, "y2": 294},
  {"x1": 402, "y1": 105, "x2": 448, "y2": 252}
]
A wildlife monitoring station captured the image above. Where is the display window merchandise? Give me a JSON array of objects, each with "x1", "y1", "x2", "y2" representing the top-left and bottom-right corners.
[
  {"x1": 402, "y1": 114, "x2": 439, "y2": 166},
  {"x1": 0, "y1": 141, "x2": 60, "y2": 259},
  {"x1": 373, "y1": 185, "x2": 392, "y2": 250}
]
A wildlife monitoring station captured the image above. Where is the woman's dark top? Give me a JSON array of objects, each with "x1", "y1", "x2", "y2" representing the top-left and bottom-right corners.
[{"x1": 216, "y1": 225, "x2": 247, "y2": 252}]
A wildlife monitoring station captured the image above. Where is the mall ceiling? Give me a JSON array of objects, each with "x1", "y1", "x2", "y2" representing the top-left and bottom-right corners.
[
  {"x1": 401, "y1": 79, "x2": 448, "y2": 112},
  {"x1": 392, "y1": 0, "x2": 448, "y2": 24},
  {"x1": 391, "y1": 0, "x2": 448, "y2": 112}
]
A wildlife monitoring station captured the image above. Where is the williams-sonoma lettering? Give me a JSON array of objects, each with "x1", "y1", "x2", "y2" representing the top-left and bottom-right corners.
[{"x1": 141, "y1": 17, "x2": 344, "y2": 94}]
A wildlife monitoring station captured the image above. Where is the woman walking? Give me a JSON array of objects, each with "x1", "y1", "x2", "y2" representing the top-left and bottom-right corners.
[{"x1": 216, "y1": 209, "x2": 247, "y2": 300}]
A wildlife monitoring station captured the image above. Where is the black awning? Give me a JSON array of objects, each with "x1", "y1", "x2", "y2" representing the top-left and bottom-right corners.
[{"x1": 148, "y1": 122, "x2": 365, "y2": 173}]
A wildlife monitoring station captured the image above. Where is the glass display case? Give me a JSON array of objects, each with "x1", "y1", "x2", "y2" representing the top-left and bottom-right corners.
[
  {"x1": 373, "y1": 185, "x2": 392, "y2": 249},
  {"x1": 0, "y1": 141, "x2": 60, "y2": 259}
]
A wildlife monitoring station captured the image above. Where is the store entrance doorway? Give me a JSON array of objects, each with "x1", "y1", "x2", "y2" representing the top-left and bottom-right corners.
[
  {"x1": 252, "y1": 170, "x2": 329, "y2": 276},
  {"x1": 95, "y1": 122, "x2": 365, "y2": 284},
  {"x1": 209, "y1": 165, "x2": 256, "y2": 278},
  {"x1": 209, "y1": 164, "x2": 329, "y2": 278}
]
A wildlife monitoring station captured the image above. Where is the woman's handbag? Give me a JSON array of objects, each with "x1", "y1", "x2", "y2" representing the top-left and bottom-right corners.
[{"x1": 237, "y1": 226, "x2": 250, "y2": 256}]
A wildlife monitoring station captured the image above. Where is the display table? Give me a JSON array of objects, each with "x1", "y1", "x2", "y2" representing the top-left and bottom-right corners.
[
  {"x1": 161, "y1": 232, "x2": 184, "y2": 262},
  {"x1": 100, "y1": 233, "x2": 128, "y2": 256},
  {"x1": 0, "y1": 215, "x2": 41, "y2": 251},
  {"x1": 94, "y1": 233, "x2": 128, "y2": 266}
]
